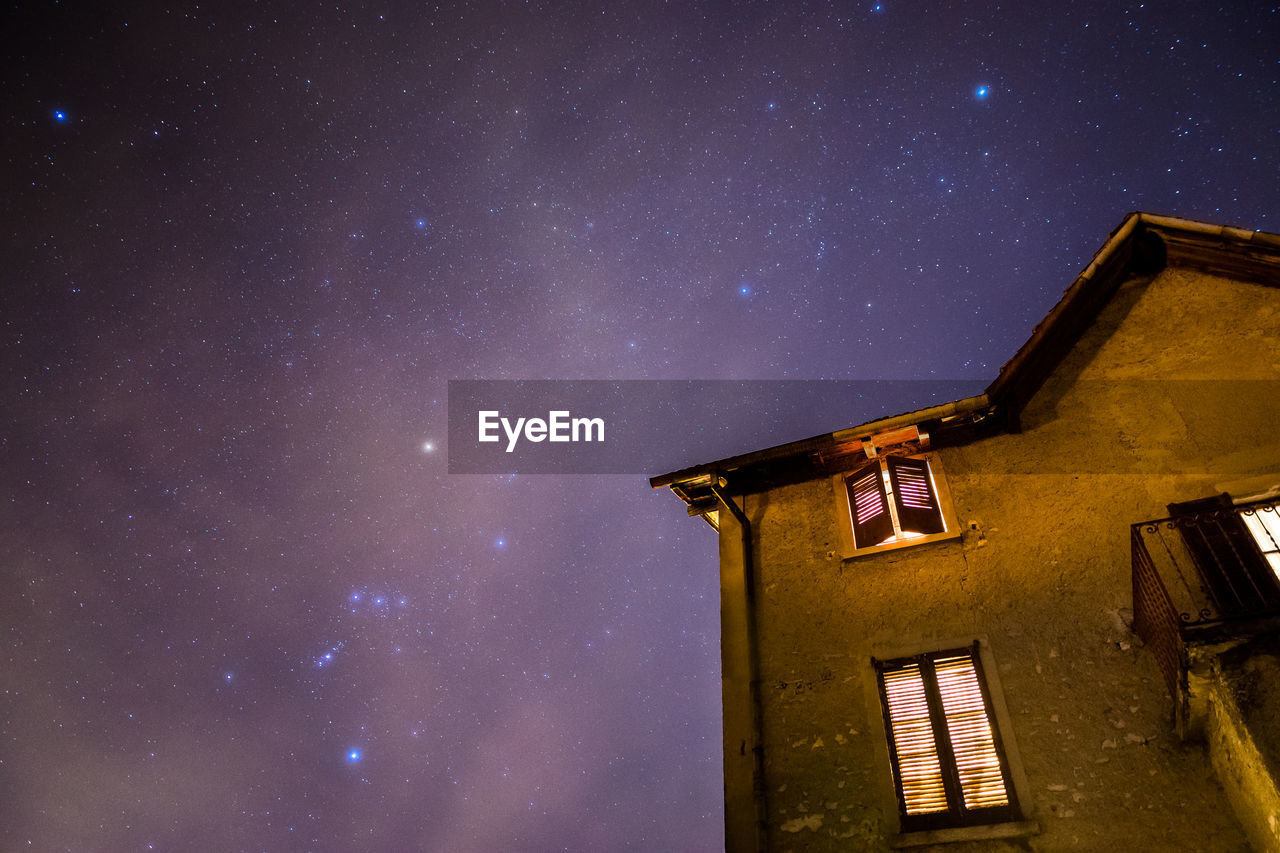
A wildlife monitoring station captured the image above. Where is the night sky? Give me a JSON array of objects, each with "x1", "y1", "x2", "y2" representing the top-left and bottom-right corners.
[{"x1": 3, "y1": 2, "x2": 1277, "y2": 850}]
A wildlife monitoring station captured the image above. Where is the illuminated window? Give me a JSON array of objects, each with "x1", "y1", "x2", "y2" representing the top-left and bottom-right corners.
[
  {"x1": 1167, "y1": 495, "x2": 1280, "y2": 613},
  {"x1": 846, "y1": 456, "x2": 946, "y2": 549},
  {"x1": 1240, "y1": 502, "x2": 1280, "y2": 580},
  {"x1": 874, "y1": 644, "x2": 1020, "y2": 833}
]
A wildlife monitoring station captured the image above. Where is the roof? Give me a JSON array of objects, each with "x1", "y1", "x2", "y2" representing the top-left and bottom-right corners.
[{"x1": 650, "y1": 212, "x2": 1280, "y2": 512}]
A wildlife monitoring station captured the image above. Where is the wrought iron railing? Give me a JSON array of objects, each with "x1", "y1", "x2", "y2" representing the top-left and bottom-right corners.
[
  {"x1": 1131, "y1": 500, "x2": 1280, "y2": 702},
  {"x1": 1131, "y1": 524, "x2": 1186, "y2": 701}
]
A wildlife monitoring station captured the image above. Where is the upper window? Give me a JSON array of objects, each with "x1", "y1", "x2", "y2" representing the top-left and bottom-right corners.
[
  {"x1": 874, "y1": 644, "x2": 1021, "y2": 834},
  {"x1": 846, "y1": 455, "x2": 946, "y2": 550}
]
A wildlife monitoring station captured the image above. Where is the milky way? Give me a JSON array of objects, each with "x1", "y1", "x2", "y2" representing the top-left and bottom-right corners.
[{"x1": 3, "y1": 2, "x2": 1277, "y2": 850}]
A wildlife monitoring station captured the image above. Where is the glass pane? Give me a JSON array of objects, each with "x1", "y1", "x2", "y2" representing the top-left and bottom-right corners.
[{"x1": 1242, "y1": 507, "x2": 1280, "y2": 581}]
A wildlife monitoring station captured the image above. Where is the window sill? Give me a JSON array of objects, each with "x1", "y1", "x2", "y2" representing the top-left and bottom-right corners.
[
  {"x1": 843, "y1": 528, "x2": 962, "y2": 561},
  {"x1": 890, "y1": 819, "x2": 1039, "y2": 849}
]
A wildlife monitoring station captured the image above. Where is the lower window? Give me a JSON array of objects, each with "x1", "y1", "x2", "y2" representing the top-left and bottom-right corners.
[{"x1": 874, "y1": 643, "x2": 1021, "y2": 833}]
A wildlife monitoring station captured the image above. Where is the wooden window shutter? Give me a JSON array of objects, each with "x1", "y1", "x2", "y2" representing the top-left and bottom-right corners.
[
  {"x1": 887, "y1": 456, "x2": 945, "y2": 536},
  {"x1": 847, "y1": 461, "x2": 893, "y2": 548},
  {"x1": 933, "y1": 651, "x2": 1012, "y2": 812},
  {"x1": 879, "y1": 661, "x2": 949, "y2": 816},
  {"x1": 876, "y1": 645, "x2": 1019, "y2": 833}
]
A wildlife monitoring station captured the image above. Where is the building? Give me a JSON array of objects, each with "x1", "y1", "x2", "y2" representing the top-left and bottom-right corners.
[{"x1": 651, "y1": 213, "x2": 1280, "y2": 852}]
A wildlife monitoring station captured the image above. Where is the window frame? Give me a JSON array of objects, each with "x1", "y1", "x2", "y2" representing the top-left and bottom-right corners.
[
  {"x1": 833, "y1": 452, "x2": 961, "y2": 559},
  {"x1": 865, "y1": 639, "x2": 1036, "y2": 848},
  {"x1": 1236, "y1": 499, "x2": 1280, "y2": 580}
]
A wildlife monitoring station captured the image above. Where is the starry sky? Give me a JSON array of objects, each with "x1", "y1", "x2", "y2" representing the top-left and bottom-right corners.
[{"x1": 2, "y1": 2, "x2": 1277, "y2": 850}]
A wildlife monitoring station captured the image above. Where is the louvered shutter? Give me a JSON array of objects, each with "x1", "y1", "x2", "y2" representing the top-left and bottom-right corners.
[
  {"x1": 879, "y1": 662, "x2": 949, "y2": 816},
  {"x1": 934, "y1": 652, "x2": 1011, "y2": 811},
  {"x1": 847, "y1": 461, "x2": 893, "y2": 548},
  {"x1": 876, "y1": 646, "x2": 1019, "y2": 832},
  {"x1": 887, "y1": 456, "x2": 945, "y2": 536}
]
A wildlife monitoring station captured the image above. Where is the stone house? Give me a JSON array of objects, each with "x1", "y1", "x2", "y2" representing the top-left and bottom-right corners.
[{"x1": 651, "y1": 213, "x2": 1280, "y2": 852}]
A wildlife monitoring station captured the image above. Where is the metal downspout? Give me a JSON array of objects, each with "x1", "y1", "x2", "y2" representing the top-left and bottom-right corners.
[{"x1": 709, "y1": 475, "x2": 768, "y2": 852}]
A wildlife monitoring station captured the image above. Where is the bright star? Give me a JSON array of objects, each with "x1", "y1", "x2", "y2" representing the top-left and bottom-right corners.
[
  {"x1": 496, "y1": 538, "x2": 505, "y2": 548},
  {"x1": 421, "y1": 440, "x2": 435, "y2": 453},
  {"x1": 53, "y1": 110, "x2": 68, "y2": 122},
  {"x1": 975, "y1": 86, "x2": 989, "y2": 99},
  {"x1": 347, "y1": 748, "x2": 363, "y2": 763}
]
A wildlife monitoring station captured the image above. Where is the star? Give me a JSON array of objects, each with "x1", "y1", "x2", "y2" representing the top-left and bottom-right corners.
[{"x1": 3, "y1": 3, "x2": 1275, "y2": 850}]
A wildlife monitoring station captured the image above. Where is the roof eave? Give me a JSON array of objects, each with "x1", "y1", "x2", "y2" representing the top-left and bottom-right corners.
[{"x1": 651, "y1": 212, "x2": 1280, "y2": 499}]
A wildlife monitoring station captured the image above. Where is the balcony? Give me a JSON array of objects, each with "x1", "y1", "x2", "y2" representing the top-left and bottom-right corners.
[{"x1": 1131, "y1": 499, "x2": 1280, "y2": 731}]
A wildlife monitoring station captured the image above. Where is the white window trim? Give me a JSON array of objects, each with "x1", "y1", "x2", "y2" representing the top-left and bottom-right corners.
[{"x1": 833, "y1": 452, "x2": 962, "y2": 560}]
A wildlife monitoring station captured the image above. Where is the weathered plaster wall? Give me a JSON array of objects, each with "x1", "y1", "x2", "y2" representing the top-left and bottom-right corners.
[
  {"x1": 740, "y1": 269, "x2": 1279, "y2": 852},
  {"x1": 1210, "y1": 641, "x2": 1280, "y2": 853}
]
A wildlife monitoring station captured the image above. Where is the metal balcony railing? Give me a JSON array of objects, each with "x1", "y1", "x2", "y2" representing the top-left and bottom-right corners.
[{"x1": 1131, "y1": 500, "x2": 1280, "y2": 701}]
